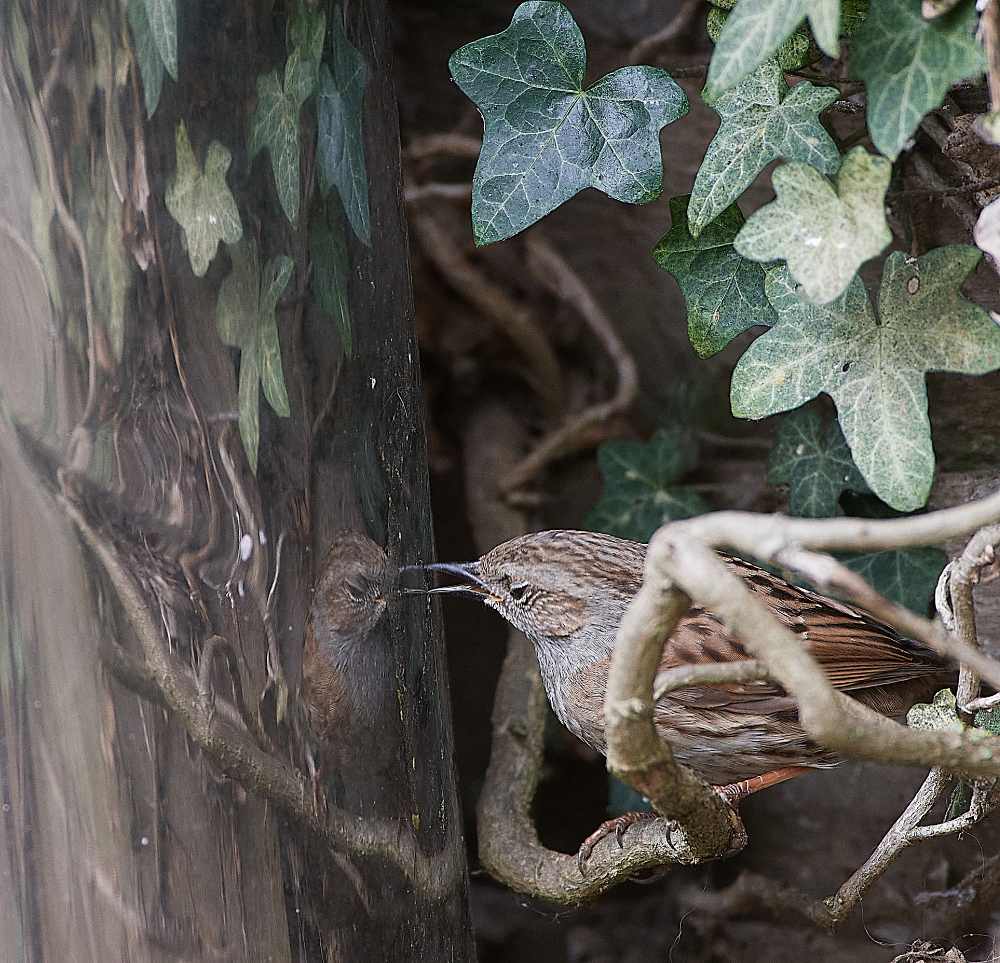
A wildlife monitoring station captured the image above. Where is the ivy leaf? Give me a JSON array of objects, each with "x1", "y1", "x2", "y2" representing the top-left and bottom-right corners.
[
  {"x1": 317, "y1": 8, "x2": 371, "y2": 246},
  {"x1": 839, "y1": 547, "x2": 946, "y2": 615},
  {"x1": 851, "y1": 0, "x2": 985, "y2": 161},
  {"x1": 767, "y1": 409, "x2": 869, "y2": 517},
  {"x1": 734, "y1": 146, "x2": 892, "y2": 305},
  {"x1": 653, "y1": 194, "x2": 776, "y2": 358},
  {"x1": 706, "y1": 7, "x2": 814, "y2": 76},
  {"x1": 165, "y1": 121, "x2": 242, "y2": 277},
  {"x1": 216, "y1": 238, "x2": 293, "y2": 473},
  {"x1": 907, "y1": 689, "x2": 965, "y2": 732},
  {"x1": 449, "y1": 1, "x2": 688, "y2": 246},
  {"x1": 249, "y1": 49, "x2": 316, "y2": 226},
  {"x1": 731, "y1": 247, "x2": 1000, "y2": 511},
  {"x1": 310, "y1": 195, "x2": 353, "y2": 357},
  {"x1": 128, "y1": 0, "x2": 164, "y2": 117},
  {"x1": 704, "y1": 0, "x2": 841, "y2": 102},
  {"x1": 690, "y1": 59, "x2": 840, "y2": 237},
  {"x1": 140, "y1": 0, "x2": 177, "y2": 81},
  {"x1": 584, "y1": 429, "x2": 708, "y2": 542},
  {"x1": 287, "y1": 0, "x2": 326, "y2": 81}
]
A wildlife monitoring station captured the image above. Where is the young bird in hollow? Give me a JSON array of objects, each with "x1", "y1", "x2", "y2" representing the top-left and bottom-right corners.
[
  {"x1": 427, "y1": 530, "x2": 950, "y2": 800},
  {"x1": 301, "y1": 531, "x2": 398, "y2": 799}
]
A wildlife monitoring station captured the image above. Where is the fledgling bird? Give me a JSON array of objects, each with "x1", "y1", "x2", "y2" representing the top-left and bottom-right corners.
[
  {"x1": 301, "y1": 531, "x2": 399, "y2": 797},
  {"x1": 426, "y1": 530, "x2": 951, "y2": 793}
]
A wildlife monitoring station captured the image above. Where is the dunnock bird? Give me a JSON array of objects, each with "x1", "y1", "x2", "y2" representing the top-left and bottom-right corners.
[
  {"x1": 301, "y1": 531, "x2": 399, "y2": 798},
  {"x1": 427, "y1": 530, "x2": 950, "y2": 842}
]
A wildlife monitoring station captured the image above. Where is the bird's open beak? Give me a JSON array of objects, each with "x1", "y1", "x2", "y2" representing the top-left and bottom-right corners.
[{"x1": 419, "y1": 561, "x2": 492, "y2": 598}]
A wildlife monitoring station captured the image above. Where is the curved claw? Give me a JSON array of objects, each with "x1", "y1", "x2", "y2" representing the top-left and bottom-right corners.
[{"x1": 575, "y1": 810, "x2": 661, "y2": 874}]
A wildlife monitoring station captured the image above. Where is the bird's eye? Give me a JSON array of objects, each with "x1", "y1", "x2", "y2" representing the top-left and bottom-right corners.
[
  {"x1": 509, "y1": 582, "x2": 529, "y2": 602},
  {"x1": 344, "y1": 577, "x2": 370, "y2": 602}
]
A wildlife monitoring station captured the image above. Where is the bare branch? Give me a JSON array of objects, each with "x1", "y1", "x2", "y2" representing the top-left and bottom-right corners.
[
  {"x1": 407, "y1": 208, "x2": 568, "y2": 418},
  {"x1": 497, "y1": 234, "x2": 639, "y2": 492}
]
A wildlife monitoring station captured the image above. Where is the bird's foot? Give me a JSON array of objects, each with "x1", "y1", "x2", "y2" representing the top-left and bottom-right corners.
[{"x1": 576, "y1": 810, "x2": 663, "y2": 873}]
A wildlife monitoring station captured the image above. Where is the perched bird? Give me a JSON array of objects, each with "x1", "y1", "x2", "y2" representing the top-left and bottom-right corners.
[
  {"x1": 301, "y1": 531, "x2": 398, "y2": 801},
  {"x1": 427, "y1": 530, "x2": 951, "y2": 794}
]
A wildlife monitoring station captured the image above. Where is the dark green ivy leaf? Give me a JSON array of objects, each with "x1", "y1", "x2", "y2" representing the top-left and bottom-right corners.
[
  {"x1": 767, "y1": 408, "x2": 869, "y2": 517},
  {"x1": 128, "y1": 0, "x2": 164, "y2": 117},
  {"x1": 140, "y1": 0, "x2": 177, "y2": 81},
  {"x1": 317, "y1": 8, "x2": 371, "y2": 246},
  {"x1": 585, "y1": 429, "x2": 708, "y2": 542},
  {"x1": 309, "y1": 195, "x2": 353, "y2": 357},
  {"x1": 838, "y1": 547, "x2": 946, "y2": 615},
  {"x1": 654, "y1": 194, "x2": 776, "y2": 358},
  {"x1": 449, "y1": 1, "x2": 688, "y2": 245}
]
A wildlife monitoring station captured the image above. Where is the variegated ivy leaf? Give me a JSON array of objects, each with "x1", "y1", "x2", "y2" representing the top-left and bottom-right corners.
[
  {"x1": 689, "y1": 59, "x2": 840, "y2": 237},
  {"x1": 732, "y1": 248, "x2": 1000, "y2": 511},
  {"x1": 165, "y1": 121, "x2": 242, "y2": 277},
  {"x1": 249, "y1": 48, "x2": 316, "y2": 226},
  {"x1": 734, "y1": 146, "x2": 891, "y2": 305}
]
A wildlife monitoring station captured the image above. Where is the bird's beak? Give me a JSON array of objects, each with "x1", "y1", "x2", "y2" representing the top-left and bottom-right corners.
[{"x1": 420, "y1": 561, "x2": 492, "y2": 598}]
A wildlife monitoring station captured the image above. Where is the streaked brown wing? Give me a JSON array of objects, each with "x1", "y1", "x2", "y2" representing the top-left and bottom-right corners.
[{"x1": 656, "y1": 554, "x2": 947, "y2": 715}]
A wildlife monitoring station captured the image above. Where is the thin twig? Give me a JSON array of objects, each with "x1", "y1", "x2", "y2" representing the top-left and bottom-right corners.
[
  {"x1": 627, "y1": 0, "x2": 705, "y2": 65},
  {"x1": 408, "y1": 208, "x2": 568, "y2": 417},
  {"x1": 653, "y1": 660, "x2": 774, "y2": 701},
  {"x1": 404, "y1": 182, "x2": 473, "y2": 205},
  {"x1": 497, "y1": 234, "x2": 639, "y2": 492},
  {"x1": 404, "y1": 133, "x2": 482, "y2": 163}
]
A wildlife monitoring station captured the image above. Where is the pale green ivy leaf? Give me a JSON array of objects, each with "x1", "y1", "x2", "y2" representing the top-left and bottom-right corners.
[
  {"x1": 706, "y1": 7, "x2": 813, "y2": 76},
  {"x1": 128, "y1": 0, "x2": 164, "y2": 117},
  {"x1": 310, "y1": 196, "x2": 353, "y2": 357},
  {"x1": 851, "y1": 0, "x2": 985, "y2": 161},
  {"x1": 140, "y1": 0, "x2": 177, "y2": 81},
  {"x1": 653, "y1": 194, "x2": 776, "y2": 358},
  {"x1": 317, "y1": 8, "x2": 371, "y2": 246},
  {"x1": 216, "y1": 237, "x2": 293, "y2": 473},
  {"x1": 734, "y1": 146, "x2": 892, "y2": 305},
  {"x1": 165, "y1": 121, "x2": 242, "y2": 277},
  {"x1": 766, "y1": 408, "x2": 869, "y2": 517},
  {"x1": 690, "y1": 59, "x2": 840, "y2": 236},
  {"x1": 449, "y1": 1, "x2": 688, "y2": 245},
  {"x1": 907, "y1": 689, "x2": 965, "y2": 732},
  {"x1": 249, "y1": 48, "x2": 316, "y2": 226},
  {"x1": 731, "y1": 247, "x2": 1000, "y2": 511},
  {"x1": 584, "y1": 428, "x2": 708, "y2": 542},
  {"x1": 705, "y1": 0, "x2": 841, "y2": 101}
]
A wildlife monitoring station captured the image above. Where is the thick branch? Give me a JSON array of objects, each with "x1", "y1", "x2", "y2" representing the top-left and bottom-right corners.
[
  {"x1": 604, "y1": 577, "x2": 744, "y2": 854},
  {"x1": 636, "y1": 511, "x2": 1000, "y2": 780},
  {"x1": 468, "y1": 403, "x2": 687, "y2": 905}
]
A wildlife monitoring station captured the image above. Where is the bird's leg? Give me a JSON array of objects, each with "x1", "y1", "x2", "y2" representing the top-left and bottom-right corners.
[
  {"x1": 305, "y1": 744, "x2": 328, "y2": 814},
  {"x1": 714, "y1": 765, "x2": 811, "y2": 803}
]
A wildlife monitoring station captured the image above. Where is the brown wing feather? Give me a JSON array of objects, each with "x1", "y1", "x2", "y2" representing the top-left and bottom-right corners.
[{"x1": 657, "y1": 555, "x2": 947, "y2": 715}]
